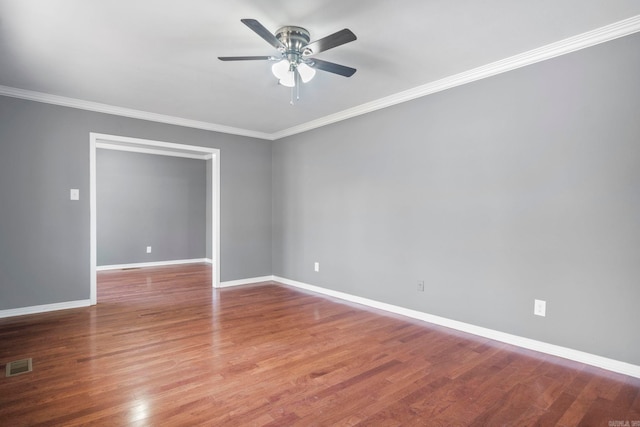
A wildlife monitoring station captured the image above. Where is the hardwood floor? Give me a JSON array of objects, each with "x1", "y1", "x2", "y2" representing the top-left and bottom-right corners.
[{"x1": 1, "y1": 264, "x2": 639, "y2": 426}]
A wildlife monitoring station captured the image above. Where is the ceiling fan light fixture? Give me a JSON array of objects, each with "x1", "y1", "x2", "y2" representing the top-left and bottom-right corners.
[
  {"x1": 297, "y1": 63, "x2": 316, "y2": 83},
  {"x1": 272, "y1": 59, "x2": 315, "y2": 87},
  {"x1": 271, "y1": 60, "x2": 295, "y2": 87},
  {"x1": 271, "y1": 60, "x2": 294, "y2": 87},
  {"x1": 271, "y1": 59, "x2": 290, "y2": 80},
  {"x1": 279, "y1": 73, "x2": 296, "y2": 88}
]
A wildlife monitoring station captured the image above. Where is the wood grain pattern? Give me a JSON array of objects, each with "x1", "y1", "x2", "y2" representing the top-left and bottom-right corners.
[{"x1": 0, "y1": 263, "x2": 638, "y2": 426}]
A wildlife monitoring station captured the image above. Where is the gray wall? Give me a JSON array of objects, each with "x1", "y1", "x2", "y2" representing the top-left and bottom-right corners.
[
  {"x1": 1, "y1": 31, "x2": 638, "y2": 368},
  {"x1": 0, "y1": 96, "x2": 272, "y2": 309},
  {"x1": 96, "y1": 150, "x2": 206, "y2": 266},
  {"x1": 272, "y1": 33, "x2": 640, "y2": 365}
]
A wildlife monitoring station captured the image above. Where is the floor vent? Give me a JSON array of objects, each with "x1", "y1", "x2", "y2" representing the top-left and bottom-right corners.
[{"x1": 6, "y1": 358, "x2": 32, "y2": 377}]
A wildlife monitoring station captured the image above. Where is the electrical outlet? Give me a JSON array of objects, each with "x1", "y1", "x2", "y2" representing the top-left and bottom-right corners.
[
  {"x1": 146, "y1": 246, "x2": 152, "y2": 254},
  {"x1": 314, "y1": 262, "x2": 319, "y2": 272},
  {"x1": 70, "y1": 189, "x2": 79, "y2": 200},
  {"x1": 534, "y1": 299, "x2": 546, "y2": 317},
  {"x1": 417, "y1": 280, "x2": 425, "y2": 292}
]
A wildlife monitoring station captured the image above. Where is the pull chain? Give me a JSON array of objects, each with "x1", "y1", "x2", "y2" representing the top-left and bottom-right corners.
[{"x1": 289, "y1": 66, "x2": 301, "y2": 105}]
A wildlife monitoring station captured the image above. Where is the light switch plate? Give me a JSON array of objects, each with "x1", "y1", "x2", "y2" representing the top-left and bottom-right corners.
[
  {"x1": 534, "y1": 299, "x2": 546, "y2": 317},
  {"x1": 70, "y1": 189, "x2": 79, "y2": 200}
]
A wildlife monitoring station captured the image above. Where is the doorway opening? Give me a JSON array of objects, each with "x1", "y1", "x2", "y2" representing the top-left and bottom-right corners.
[{"x1": 89, "y1": 133, "x2": 220, "y2": 304}]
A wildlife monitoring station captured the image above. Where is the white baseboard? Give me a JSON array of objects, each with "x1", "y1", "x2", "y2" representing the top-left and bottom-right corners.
[
  {"x1": 218, "y1": 276, "x2": 274, "y2": 288},
  {"x1": 3, "y1": 274, "x2": 637, "y2": 378},
  {"x1": 0, "y1": 299, "x2": 91, "y2": 319},
  {"x1": 273, "y1": 276, "x2": 640, "y2": 379},
  {"x1": 96, "y1": 258, "x2": 210, "y2": 271}
]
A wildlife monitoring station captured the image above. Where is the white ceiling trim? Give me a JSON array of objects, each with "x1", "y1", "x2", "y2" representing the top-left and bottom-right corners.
[
  {"x1": 0, "y1": 85, "x2": 272, "y2": 140},
  {"x1": 272, "y1": 14, "x2": 640, "y2": 140},
  {"x1": 1, "y1": 15, "x2": 639, "y2": 142}
]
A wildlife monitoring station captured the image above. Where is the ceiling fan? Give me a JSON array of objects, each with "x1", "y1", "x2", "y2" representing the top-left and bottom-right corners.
[{"x1": 218, "y1": 19, "x2": 357, "y2": 103}]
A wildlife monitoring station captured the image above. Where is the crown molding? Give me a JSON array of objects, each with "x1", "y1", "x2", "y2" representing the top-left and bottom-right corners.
[
  {"x1": 1, "y1": 15, "x2": 639, "y2": 141},
  {"x1": 271, "y1": 14, "x2": 640, "y2": 140},
  {"x1": 0, "y1": 85, "x2": 273, "y2": 140}
]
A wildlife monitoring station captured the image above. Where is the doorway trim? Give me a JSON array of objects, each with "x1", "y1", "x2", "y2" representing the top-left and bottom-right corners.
[{"x1": 89, "y1": 132, "x2": 220, "y2": 304}]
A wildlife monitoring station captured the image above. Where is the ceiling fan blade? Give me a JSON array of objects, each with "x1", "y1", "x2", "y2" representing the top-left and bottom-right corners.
[
  {"x1": 218, "y1": 56, "x2": 274, "y2": 61},
  {"x1": 304, "y1": 29, "x2": 356, "y2": 55},
  {"x1": 241, "y1": 19, "x2": 285, "y2": 50},
  {"x1": 307, "y1": 59, "x2": 356, "y2": 77}
]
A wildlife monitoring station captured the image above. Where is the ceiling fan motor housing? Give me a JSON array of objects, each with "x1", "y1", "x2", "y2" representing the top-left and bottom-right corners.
[{"x1": 275, "y1": 26, "x2": 312, "y2": 59}]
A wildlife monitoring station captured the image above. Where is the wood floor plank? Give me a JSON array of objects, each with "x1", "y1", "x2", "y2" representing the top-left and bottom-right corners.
[{"x1": 1, "y1": 263, "x2": 639, "y2": 426}]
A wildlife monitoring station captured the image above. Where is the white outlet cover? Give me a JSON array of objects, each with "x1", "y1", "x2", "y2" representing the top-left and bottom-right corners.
[
  {"x1": 146, "y1": 246, "x2": 152, "y2": 253},
  {"x1": 534, "y1": 299, "x2": 546, "y2": 317},
  {"x1": 70, "y1": 189, "x2": 79, "y2": 200},
  {"x1": 314, "y1": 262, "x2": 319, "y2": 272}
]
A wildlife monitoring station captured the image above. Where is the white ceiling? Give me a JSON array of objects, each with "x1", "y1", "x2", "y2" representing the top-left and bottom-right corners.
[{"x1": 1, "y1": 1, "x2": 640, "y2": 139}]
